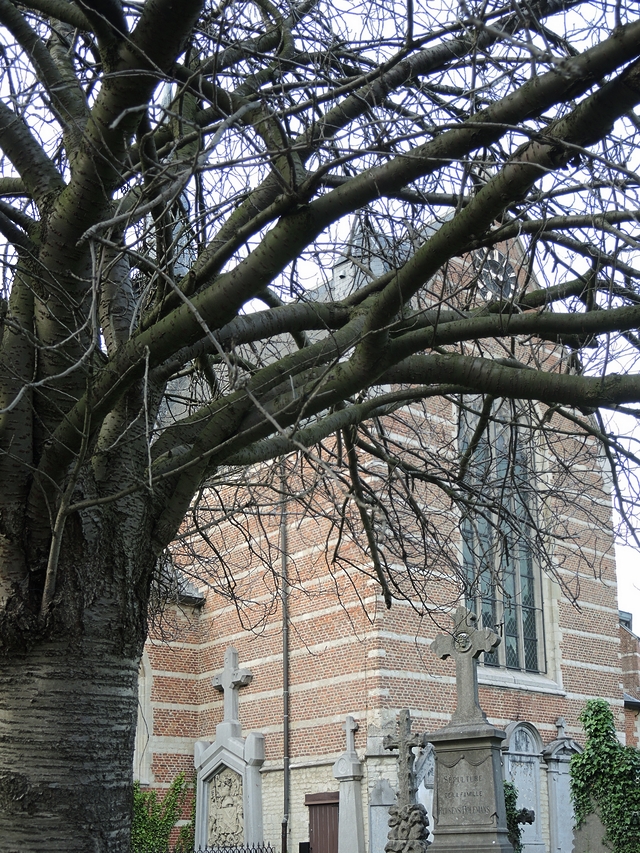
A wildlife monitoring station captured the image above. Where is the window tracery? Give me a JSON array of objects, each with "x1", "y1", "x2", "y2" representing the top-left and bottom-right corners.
[{"x1": 459, "y1": 396, "x2": 545, "y2": 673}]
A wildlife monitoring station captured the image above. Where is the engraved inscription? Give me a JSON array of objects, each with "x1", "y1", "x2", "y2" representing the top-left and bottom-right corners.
[
  {"x1": 439, "y1": 773, "x2": 490, "y2": 815},
  {"x1": 436, "y1": 757, "x2": 495, "y2": 826}
]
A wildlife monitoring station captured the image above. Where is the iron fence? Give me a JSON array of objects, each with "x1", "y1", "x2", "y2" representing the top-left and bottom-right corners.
[
  {"x1": 194, "y1": 847, "x2": 275, "y2": 853},
  {"x1": 137, "y1": 846, "x2": 275, "y2": 853}
]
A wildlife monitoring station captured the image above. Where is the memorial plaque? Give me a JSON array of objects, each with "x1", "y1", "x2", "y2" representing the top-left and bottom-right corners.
[{"x1": 437, "y1": 754, "x2": 493, "y2": 825}]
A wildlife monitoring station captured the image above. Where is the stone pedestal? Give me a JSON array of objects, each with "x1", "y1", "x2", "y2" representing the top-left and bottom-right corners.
[
  {"x1": 333, "y1": 756, "x2": 365, "y2": 853},
  {"x1": 427, "y1": 721, "x2": 512, "y2": 853},
  {"x1": 194, "y1": 729, "x2": 266, "y2": 849}
]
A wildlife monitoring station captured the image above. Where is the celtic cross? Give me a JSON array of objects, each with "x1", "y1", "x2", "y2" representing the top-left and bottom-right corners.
[{"x1": 431, "y1": 605, "x2": 500, "y2": 724}]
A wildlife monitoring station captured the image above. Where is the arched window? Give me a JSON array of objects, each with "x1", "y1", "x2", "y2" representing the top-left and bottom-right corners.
[{"x1": 459, "y1": 396, "x2": 545, "y2": 673}]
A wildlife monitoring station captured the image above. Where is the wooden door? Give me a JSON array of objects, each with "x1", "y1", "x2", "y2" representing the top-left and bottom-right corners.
[{"x1": 305, "y1": 792, "x2": 339, "y2": 853}]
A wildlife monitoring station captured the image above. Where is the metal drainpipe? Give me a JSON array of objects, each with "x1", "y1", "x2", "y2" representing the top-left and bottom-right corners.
[{"x1": 280, "y1": 462, "x2": 290, "y2": 853}]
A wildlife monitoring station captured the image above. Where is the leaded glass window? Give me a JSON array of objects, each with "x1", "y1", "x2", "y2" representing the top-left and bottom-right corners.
[{"x1": 459, "y1": 397, "x2": 544, "y2": 673}]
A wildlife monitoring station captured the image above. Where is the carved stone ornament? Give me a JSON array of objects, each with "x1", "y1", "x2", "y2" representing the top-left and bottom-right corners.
[
  {"x1": 384, "y1": 710, "x2": 431, "y2": 852},
  {"x1": 208, "y1": 766, "x2": 244, "y2": 846},
  {"x1": 385, "y1": 803, "x2": 431, "y2": 853}
]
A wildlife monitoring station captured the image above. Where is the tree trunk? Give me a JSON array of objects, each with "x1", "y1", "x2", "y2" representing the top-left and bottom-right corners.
[
  {"x1": 0, "y1": 608, "x2": 142, "y2": 851},
  {"x1": 0, "y1": 498, "x2": 154, "y2": 853}
]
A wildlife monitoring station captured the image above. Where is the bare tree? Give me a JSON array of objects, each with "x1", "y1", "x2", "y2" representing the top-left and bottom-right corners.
[{"x1": 2, "y1": 0, "x2": 640, "y2": 848}]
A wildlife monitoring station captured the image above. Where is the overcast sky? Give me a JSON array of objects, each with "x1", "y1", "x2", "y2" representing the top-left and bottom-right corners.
[{"x1": 616, "y1": 544, "x2": 640, "y2": 634}]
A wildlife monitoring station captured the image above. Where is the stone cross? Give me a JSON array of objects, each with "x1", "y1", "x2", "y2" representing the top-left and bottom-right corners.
[
  {"x1": 431, "y1": 605, "x2": 500, "y2": 724},
  {"x1": 555, "y1": 716, "x2": 566, "y2": 739},
  {"x1": 383, "y1": 709, "x2": 425, "y2": 806},
  {"x1": 344, "y1": 715, "x2": 359, "y2": 754},
  {"x1": 212, "y1": 646, "x2": 253, "y2": 723}
]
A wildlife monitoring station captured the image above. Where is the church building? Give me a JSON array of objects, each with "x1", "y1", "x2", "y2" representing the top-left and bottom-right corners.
[{"x1": 134, "y1": 227, "x2": 638, "y2": 853}]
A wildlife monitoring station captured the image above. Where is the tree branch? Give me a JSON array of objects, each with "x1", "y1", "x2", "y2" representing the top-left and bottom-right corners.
[
  {"x1": 17, "y1": 0, "x2": 90, "y2": 29},
  {"x1": 0, "y1": 0, "x2": 88, "y2": 151},
  {"x1": 382, "y1": 353, "x2": 640, "y2": 409},
  {"x1": 0, "y1": 100, "x2": 64, "y2": 207},
  {"x1": 0, "y1": 177, "x2": 27, "y2": 197},
  {"x1": 0, "y1": 209, "x2": 36, "y2": 254}
]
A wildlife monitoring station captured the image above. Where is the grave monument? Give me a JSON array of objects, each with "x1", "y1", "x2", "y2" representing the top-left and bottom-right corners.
[
  {"x1": 427, "y1": 606, "x2": 512, "y2": 853},
  {"x1": 333, "y1": 715, "x2": 366, "y2": 853},
  {"x1": 383, "y1": 709, "x2": 431, "y2": 852},
  {"x1": 193, "y1": 646, "x2": 265, "y2": 849},
  {"x1": 543, "y1": 716, "x2": 581, "y2": 853}
]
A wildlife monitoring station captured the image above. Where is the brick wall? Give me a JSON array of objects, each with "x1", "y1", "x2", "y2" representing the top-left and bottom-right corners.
[
  {"x1": 620, "y1": 623, "x2": 640, "y2": 747},
  {"x1": 135, "y1": 379, "x2": 633, "y2": 848}
]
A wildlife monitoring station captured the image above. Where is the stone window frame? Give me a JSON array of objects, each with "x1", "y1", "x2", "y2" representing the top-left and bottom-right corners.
[{"x1": 458, "y1": 395, "x2": 547, "y2": 675}]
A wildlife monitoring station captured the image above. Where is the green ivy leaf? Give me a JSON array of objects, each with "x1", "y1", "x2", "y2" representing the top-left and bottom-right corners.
[{"x1": 571, "y1": 699, "x2": 640, "y2": 853}]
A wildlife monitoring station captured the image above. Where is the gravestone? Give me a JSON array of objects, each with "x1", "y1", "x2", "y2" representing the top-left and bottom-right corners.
[
  {"x1": 573, "y1": 811, "x2": 608, "y2": 853},
  {"x1": 370, "y1": 780, "x2": 397, "y2": 853},
  {"x1": 383, "y1": 709, "x2": 431, "y2": 852},
  {"x1": 427, "y1": 606, "x2": 512, "y2": 853},
  {"x1": 333, "y1": 715, "x2": 365, "y2": 853},
  {"x1": 194, "y1": 646, "x2": 265, "y2": 849},
  {"x1": 504, "y1": 722, "x2": 543, "y2": 851},
  {"x1": 415, "y1": 743, "x2": 435, "y2": 844},
  {"x1": 543, "y1": 716, "x2": 582, "y2": 853}
]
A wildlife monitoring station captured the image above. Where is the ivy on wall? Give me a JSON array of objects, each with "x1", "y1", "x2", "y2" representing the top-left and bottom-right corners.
[
  {"x1": 570, "y1": 699, "x2": 640, "y2": 853},
  {"x1": 503, "y1": 781, "x2": 524, "y2": 853},
  {"x1": 131, "y1": 772, "x2": 195, "y2": 853}
]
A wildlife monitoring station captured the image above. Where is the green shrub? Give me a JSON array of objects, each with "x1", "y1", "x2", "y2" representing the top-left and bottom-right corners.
[
  {"x1": 570, "y1": 698, "x2": 640, "y2": 853},
  {"x1": 131, "y1": 772, "x2": 194, "y2": 853}
]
